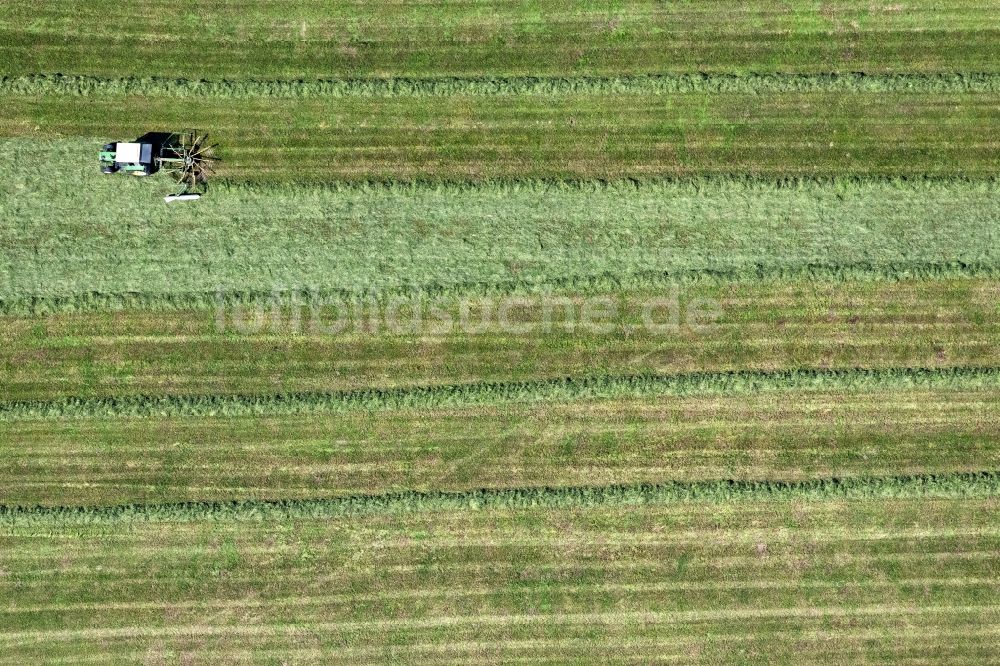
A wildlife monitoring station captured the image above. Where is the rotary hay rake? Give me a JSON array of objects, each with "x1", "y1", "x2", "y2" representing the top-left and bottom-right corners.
[{"x1": 158, "y1": 131, "x2": 220, "y2": 197}]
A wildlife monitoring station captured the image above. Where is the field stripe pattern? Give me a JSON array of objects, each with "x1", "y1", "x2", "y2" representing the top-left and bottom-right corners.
[
  {"x1": 3, "y1": 0, "x2": 999, "y2": 77},
  {"x1": 3, "y1": 140, "x2": 999, "y2": 309},
  {"x1": 2, "y1": 278, "x2": 998, "y2": 402},
  {"x1": 0, "y1": 496, "x2": 997, "y2": 662},
  {"x1": 4, "y1": 388, "x2": 998, "y2": 505},
  {"x1": 6, "y1": 92, "x2": 999, "y2": 181},
  {"x1": 3, "y1": 0, "x2": 999, "y2": 661}
]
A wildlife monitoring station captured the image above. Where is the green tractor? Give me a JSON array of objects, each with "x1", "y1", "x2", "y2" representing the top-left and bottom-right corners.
[{"x1": 100, "y1": 130, "x2": 219, "y2": 201}]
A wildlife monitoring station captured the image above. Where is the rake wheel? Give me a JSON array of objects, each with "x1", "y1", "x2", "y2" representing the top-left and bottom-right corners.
[{"x1": 159, "y1": 130, "x2": 220, "y2": 193}]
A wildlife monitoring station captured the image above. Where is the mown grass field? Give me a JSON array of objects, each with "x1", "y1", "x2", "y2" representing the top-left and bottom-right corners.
[
  {"x1": 3, "y1": 0, "x2": 998, "y2": 77},
  {"x1": 2, "y1": 494, "x2": 998, "y2": 661},
  {"x1": 2, "y1": 0, "x2": 998, "y2": 662},
  {"x1": 4, "y1": 91, "x2": 999, "y2": 180},
  {"x1": 3, "y1": 139, "x2": 999, "y2": 307},
  {"x1": 2, "y1": 280, "x2": 998, "y2": 401},
  {"x1": 3, "y1": 387, "x2": 999, "y2": 505}
]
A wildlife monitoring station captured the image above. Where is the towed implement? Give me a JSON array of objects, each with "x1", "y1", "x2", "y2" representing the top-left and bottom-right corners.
[{"x1": 99, "y1": 130, "x2": 219, "y2": 202}]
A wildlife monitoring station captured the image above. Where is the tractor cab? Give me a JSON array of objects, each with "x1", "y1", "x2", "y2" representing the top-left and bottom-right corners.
[{"x1": 100, "y1": 142, "x2": 157, "y2": 176}]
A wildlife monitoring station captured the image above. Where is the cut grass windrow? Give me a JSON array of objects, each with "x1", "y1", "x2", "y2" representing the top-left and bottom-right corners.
[
  {"x1": 1, "y1": 472, "x2": 997, "y2": 524},
  {"x1": 6, "y1": 73, "x2": 1000, "y2": 98},
  {"x1": 1, "y1": 367, "x2": 996, "y2": 422}
]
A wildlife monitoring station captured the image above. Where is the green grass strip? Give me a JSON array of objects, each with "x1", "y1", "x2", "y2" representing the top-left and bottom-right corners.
[
  {"x1": 6, "y1": 73, "x2": 1000, "y2": 98},
  {"x1": 1, "y1": 367, "x2": 996, "y2": 422},
  {"x1": 1, "y1": 472, "x2": 996, "y2": 525}
]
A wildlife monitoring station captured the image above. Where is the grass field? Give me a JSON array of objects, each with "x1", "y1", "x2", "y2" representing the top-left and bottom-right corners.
[
  {"x1": 3, "y1": 0, "x2": 999, "y2": 77},
  {"x1": 2, "y1": 495, "x2": 998, "y2": 661},
  {"x1": 3, "y1": 139, "x2": 999, "y2": 308},
  {"x1": 4, "y1": 92, "x2": 999, "y2": 181},
  {"x1": 2, "y1": 280, "x2": 998, "y2": 401},
  {"x1": 3, "y1": 0, "x2": 998, "y2": 661},
  {"x1": 3, "y1": 388, "x2": 998, "y2": 505}
]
